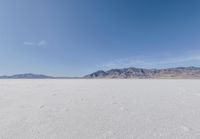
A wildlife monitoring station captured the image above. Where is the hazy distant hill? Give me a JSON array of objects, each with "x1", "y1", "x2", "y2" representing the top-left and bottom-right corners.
[
  {"x1": 0, "y1": 73, "x2": 53, "y2": 79},
  {"x1": 0, "y1": 73, "x2": 82, "y2": 79},
  {"x1": 85, "y1": 67, "x2": 200, "y2": 79}
]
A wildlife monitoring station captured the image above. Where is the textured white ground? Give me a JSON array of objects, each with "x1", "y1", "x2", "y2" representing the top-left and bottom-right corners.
[{"x1": 0, "y1": 79, "x2": 200, "y2": 139}]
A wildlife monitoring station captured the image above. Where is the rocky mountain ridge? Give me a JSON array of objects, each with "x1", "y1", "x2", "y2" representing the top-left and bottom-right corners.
[{"x1": 85, "y1": 67, "x2": 200, "y2": 79}]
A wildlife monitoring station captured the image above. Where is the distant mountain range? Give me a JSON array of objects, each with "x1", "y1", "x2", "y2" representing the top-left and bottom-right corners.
[
  {"x1": 85, "y1": 67, "x2": 200, "y2": 79},
  {"x1": 1, "y1": 67, "x2": 200, "y2": 79}
]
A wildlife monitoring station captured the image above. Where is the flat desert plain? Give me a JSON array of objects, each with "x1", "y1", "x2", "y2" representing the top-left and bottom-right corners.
[{"x1": 0, "y1": 79, "x2": 200, "y2": 139}]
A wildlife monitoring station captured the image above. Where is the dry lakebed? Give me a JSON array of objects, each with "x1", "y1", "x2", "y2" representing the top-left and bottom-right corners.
[{"x1": 0, "y1": 79, "x2": 200, "y2": 139}]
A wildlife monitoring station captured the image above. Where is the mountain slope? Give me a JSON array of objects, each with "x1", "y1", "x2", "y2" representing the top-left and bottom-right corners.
[{"x1": 85, "y1": 67, "x2": 200, "y2": 79}]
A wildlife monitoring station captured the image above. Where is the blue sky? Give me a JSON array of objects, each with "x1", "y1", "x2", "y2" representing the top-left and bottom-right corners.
[{"x1": 0, "y1": 0, "x2": 200, "y2": 76}]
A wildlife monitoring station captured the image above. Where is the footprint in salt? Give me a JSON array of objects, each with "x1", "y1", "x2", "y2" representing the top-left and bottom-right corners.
[
  {"x1": 180, "y1": 125, "x2": 190, "y2": 133},
  {"x1": 179, "y1": 88, "x2": 188, "y2": 93},
  {"x1": 120, "y1": 106, "x2": 125, "y2": 111},
  {"x1": 65, "y1": 108, "x2": 69, "y2": 112},
  {"x1": 40, "y1": 105, "x2": 45, "y2": 109},
  {"x1": 111, "y1": 101, "x2": 118, "y2": 105},
  {"x1": 102, "y1": 131, "x2": 114, "y2": 138},
  {"x1": 52, "y1": 93, "x2": 57, "y2": 96},
  {"x1": 119, "y1": 106, "x2": 128, "y2": 112}
]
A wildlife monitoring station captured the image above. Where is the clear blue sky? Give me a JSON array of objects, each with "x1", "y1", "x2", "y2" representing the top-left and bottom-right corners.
[{"x1": 0, "y1": 0, "x2": 200, "y2": 76}]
